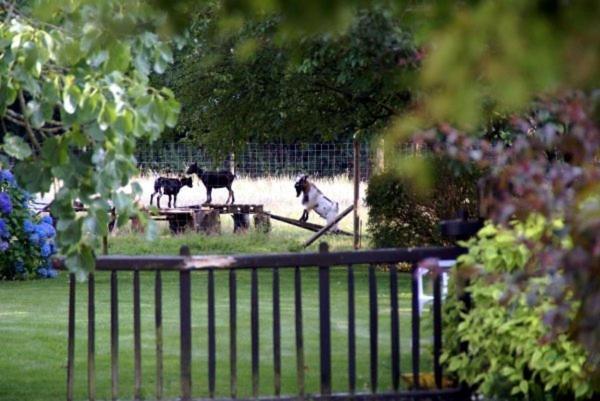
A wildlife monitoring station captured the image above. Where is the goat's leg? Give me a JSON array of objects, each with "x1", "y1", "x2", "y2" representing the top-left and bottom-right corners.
[
  {"x1": 229, "y1": 186, "x2": 235, "y2": 205},
  {"x1": 173, "y1": 194, "x2": 177, "y2": 208},
  {"x1": 157, "y1": 194, "x2": 162, "y2": 209},
  {"x1": 205, "y1": 187, "x2": 212, "y2": 204},
  {"x1": 300, "y1": 209, "x2": 309, "y2": 222},
  {"x1": 168, "y1": 194, "x2": 173, "y2": 208},
  {"x1": 150, "y1": 192, "x2": 155, "y2": 206}
]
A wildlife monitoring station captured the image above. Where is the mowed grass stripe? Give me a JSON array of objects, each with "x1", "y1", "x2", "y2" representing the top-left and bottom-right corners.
[{"x1": 0, "y1": 267, "x2": 435, "y2": 401}]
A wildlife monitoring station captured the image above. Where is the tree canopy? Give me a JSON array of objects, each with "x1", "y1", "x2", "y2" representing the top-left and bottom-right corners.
[
  {"x1": 158, "y1": 3, "x2": 419, "y2": 152},
  {"x1": 0, "y1": 0, "x2": 180, "y2": 272}
]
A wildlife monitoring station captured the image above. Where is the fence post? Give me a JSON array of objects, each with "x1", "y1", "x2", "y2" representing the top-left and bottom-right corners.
[
  {"x1": 318, "y1": 242, "x2": 331, "y2": 395},
  {"x1": 353, "y1": 138, "x2": 360, "y2": 250},
  {"x1": 179, "y1": 245, "x2": 192, "y2": 401}
]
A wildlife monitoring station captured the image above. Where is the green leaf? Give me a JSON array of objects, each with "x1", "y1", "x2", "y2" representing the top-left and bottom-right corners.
[
  {"x1": 62, "y1": 79, "x2": 81, "y2": 114},
  {"x1": 3, "y1": 133, "x2": 32, "y2": 159}
]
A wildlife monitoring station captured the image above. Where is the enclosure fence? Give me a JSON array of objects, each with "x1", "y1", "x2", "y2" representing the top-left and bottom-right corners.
[
  {"x1": 135, "y1": 142, "x2": 376, "y2": 179},
  {"x1": 61, "y1": 243, "x2": 471, "y2": 401}
]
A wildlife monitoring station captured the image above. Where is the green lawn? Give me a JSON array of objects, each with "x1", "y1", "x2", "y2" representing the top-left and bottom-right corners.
[{"x1": 0, "y1": 264, "x2": 435, "y2": 401}]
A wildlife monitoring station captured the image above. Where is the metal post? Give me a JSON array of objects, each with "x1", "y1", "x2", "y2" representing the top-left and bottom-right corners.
[{"x1": 353, "y1": 138, "x2": 360, "y2": 249}]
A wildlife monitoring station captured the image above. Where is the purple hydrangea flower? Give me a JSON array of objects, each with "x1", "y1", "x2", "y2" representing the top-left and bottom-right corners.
[{"x1": 0, "y1": 192, "x2": 12, "y2": 214}]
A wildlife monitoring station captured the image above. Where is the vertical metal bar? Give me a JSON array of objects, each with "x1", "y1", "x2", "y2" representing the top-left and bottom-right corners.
[
  {"x1": 294, "y1": 266, "x2": 305, "y2": 398},
  {"x1": 208, "y1": 269, "x2": 216, "y2": 398},
  {"x1": 272, "y1": 268, "x2": 281, "y2": 396},
  {"x1": 111, "y1": 271, "x2": 119, "y2": 401},
  {"x1": 155, "y1": 271, "x2": 163, "y2": 400},
  {"x1": 368, "y1": 264, "x2": 378, "y2": 393},
  {"x1": 318, "y1": 242, "x2": 331, "y2": 395},
  {"x1": 347, "y1": 265, "x2": 356, "y2": 394},
  {"x1": 180, "y1": 270, "x2": 192, "y2": 400},
  {"x1": 411, "y1": 264, "x2": 420, "y2": 389},
  {"x1": 133, "y1": 270, "x2": 142, "y2": 400},
  {"x1": 88, "y1": 273, "x2": 96, "y2": 401},
  {"x1": 390, "y1": 264, "x2": 400, "y2": 391},
  {"x1": 251, "y1": 267, "x2": 259, "y2": 398},
  {"x1": 433, "y1": 272, "x2": 443, "y2": 389},
  {"x1": 67, "y1": 274, "x2": 76, "y2": 401},
  {"x1": 229, "y1": 270, "x2": 237, "y2": 399}
]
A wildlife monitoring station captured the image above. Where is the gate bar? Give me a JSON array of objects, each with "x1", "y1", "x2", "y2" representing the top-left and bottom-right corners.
[
  {"x1": 229, "y1": 270, "x2": 237, "y2": 398},
  {"x1": 110, "y1": 271, "x2": 119, "y2": 401},
  {"x1": 347, "y1": 264, "x2": 356, "y2": 394},
  {"x1": 318, "y1": 242, "x2": 331, "y2": 395},
  {"x1": 67, "y1": 273, "x2": 76, "y2": 401},
  {"x1": 133, "y1": 270, "x2": 141, "y2": 400},
  {"x1": 368, "y1": 265, "x2": 378, "y2": 393},
  {"x1": 433, "y1": 273, "x2": 443, "y2": 388},
  {"x1": 411, "y1": 265, "x2": 420, "y2": 389},
  {"x1": 294, "y1": 266, "x2": 305, "y2": 398},
  {"x1": 273, "y1": 268, "x2": 282, "y2": 396},
  {"x1": 155, "y1": 271, "x2": 164, "y2": 400},
  {"x1": 251, "y1": 267, "x2": 260, "y2": 397},
  {"x1": 390, "y1": 264, "x2": 400, "y2": 391},
  {"x1": 208, "y1": 269, "x2": 216, "y2": 398},
  {"x1": 88, "y1": 273, "x2": 96, "y2": 401}
]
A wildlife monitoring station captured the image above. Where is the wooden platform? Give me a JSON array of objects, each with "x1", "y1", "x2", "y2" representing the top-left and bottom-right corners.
[{"x1": 150, "y1": 204, "x2": 269, "y2": 234}]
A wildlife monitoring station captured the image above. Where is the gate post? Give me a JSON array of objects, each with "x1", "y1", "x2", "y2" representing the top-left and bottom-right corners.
[{"x1": 440, "y1": 212, "x2": 482, "y2": 400}]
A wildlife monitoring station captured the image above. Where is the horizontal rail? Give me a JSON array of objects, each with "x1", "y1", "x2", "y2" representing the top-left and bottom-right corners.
[
  {"x1": 184, "y1": 388, "x2": 467, "y2": 401},
  {"x1": 53, "y1": 247, "x2": 464, "y2": 271}
]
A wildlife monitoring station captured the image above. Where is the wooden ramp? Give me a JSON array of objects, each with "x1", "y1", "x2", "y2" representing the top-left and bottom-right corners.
[{"x1": 264, "y1": 212, "x2": 353, "y2": 236}]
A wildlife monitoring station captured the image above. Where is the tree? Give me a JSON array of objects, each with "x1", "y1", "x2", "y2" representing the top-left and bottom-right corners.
[
  {"x1": 0, "y1": 0, "x2": 181, "y2": 272},
  {"x1": 158, "y1": 4, "x2": 420, "y2": 153}
]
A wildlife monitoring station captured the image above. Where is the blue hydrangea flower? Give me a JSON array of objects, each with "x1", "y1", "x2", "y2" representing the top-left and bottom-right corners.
[
  {"x1": 29, "y1": 232, "x2": 40, "y2": 245},
  {"x1": 23, "y1": 219, "x2": 35, "y2": 233},
  {"x1": 0, "y1": 192, "x2": 12, "y2": 214},
  {"x1": 40, "y1": 242, "x2": 52, "y2": 257},
  {"x1": 0, "y1": 241, "x2": 8, "y2": 252},
  {"x1": 41, "y1": 215, "x2": 53, "y2": 225},
  {"x1": 37, "y1": 268, "x2": 48, "y2": 278},
  {"x1": 0, "y1": 170, "x2": 15, "y2": 185},
  {"x1": 0, "y1": 218, "x2": 9, "y2": 238},
  {"x1": 46, "y1": 269, "x2": 58, "y2": 278},
  {"x1": 37, "y1": 222, "x2": 56, "y2": 239}
]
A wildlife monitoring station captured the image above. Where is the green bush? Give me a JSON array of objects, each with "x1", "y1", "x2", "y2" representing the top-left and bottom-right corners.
[
  {"x1": 442, "y1": 216, "x2": 595, "y2": 400},
  {"x1": 366, "y1": 155, "x2": 480, "y2": 247}
]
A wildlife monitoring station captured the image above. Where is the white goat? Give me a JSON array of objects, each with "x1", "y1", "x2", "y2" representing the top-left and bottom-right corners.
[{"x1": 294, "y1": 174, "x2": 339, "y2": 230}]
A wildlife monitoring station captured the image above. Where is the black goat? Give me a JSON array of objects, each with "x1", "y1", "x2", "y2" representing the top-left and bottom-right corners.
[
  {"x1": 150, "y1": 176, "x2": 193, "y2": 209},
  {"x1": 186, "y1": 162, "x2": 235, "y2": 204}
]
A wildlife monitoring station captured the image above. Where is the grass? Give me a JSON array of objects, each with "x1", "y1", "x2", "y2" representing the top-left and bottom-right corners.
[{"x1": 0, "y1": 267, "x2": 437, "y2": 401}]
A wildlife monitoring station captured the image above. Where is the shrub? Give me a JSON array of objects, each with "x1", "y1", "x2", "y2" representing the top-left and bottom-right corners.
[
  {"x1": 366, "y1": 155, "x2": 480, "y2": 247},
  {"x1": 442, "y1": 216, "x2": 595, "y2": 400},
  {"x1": 0, "y1": 170, "x2": 58, "y2": 280}
]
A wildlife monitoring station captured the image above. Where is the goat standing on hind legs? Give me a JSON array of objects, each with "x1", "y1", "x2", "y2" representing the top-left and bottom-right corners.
[
  {"x1": 295, "y1": 174, "x2": 340, "y2": 231},
  {"x1": 186, "y1": 162, "x2": 236, "y2": 205},
  {"x1": 150, "y1": 176, "x2": 193, "y2": 209}
]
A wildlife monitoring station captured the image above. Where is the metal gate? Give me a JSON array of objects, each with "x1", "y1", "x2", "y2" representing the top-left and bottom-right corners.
[{"x1": 61, "y1": 243, "x2": 470, "y2": 401}]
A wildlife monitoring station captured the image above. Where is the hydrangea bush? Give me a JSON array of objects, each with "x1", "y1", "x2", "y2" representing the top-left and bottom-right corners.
[{"x1": 0, "y1": 170, "x2": 58, "y2": 280}]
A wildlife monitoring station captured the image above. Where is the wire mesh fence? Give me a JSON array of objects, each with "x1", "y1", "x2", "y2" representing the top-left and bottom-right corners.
[{"x1": 135, "y1": 142, "x2": 376, "y2": 179}]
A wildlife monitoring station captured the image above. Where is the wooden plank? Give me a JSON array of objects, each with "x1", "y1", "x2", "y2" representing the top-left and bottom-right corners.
[
  {"x1": 303, "y1": 205, "x2": 355, "y2": 248},
  {"x1": 265, "y1": 212, "x2": 353, "y2": 236}
]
